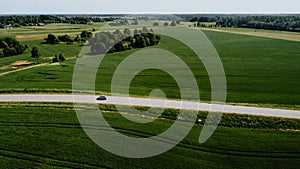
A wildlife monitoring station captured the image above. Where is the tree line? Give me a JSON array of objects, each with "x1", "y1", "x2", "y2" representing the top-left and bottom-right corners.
[
  {"x1": 0, "y1": 15, "x2": 118, "y2": 28},
  {"x1": 179, "y1": 14, "x2": 300, "y2": 32},
  {"x1": 0, "y1": 37, "x2": 27, "y2": 57},
  {"x1": 89, "y1": 27, "x2": 161, "y2": 55},
  {"x1": 43, "y1": 31, "x2": 92, "y2": 44}
]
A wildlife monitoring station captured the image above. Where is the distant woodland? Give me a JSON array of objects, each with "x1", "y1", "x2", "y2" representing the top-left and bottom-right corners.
[
  {"x1": 179, "y1": 14, "x2": 300, "y2": 32},
  {"x1": 1, "y1": 14, "x2": 300, "y2": 32}
]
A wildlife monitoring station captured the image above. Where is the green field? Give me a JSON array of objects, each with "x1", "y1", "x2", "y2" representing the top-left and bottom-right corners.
[
  {"x1": 0, "y1": 40, "x2": 81, "y2": 71},
  {"x1": 1, "y1": 30, "x2": 300, "y2": 105},
  {"x1": 0, "y1": 103, "x2": 299, "y2": 168},
  {"x1": 1, "y1": 23, "x2": 300, "y2": 168}
]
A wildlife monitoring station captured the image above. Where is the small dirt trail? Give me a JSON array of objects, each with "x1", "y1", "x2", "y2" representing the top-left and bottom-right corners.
[{"x1": 0, "y1": 63, "x2": 48, "y2": 77}]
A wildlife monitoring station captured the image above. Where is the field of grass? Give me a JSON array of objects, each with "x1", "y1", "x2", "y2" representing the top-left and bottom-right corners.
[
  {"x1": 0, "y1": 103, "x2": 298, "y2": 168},
  {"x1": 1, "y1": 30, "x2": 300, "y2": 105},
  {"x1": 0, "y1": 40, "x2": 82, "y2": 74},
  {"x1": 200, "y1": 27, "x2": 300, "y2": 42},
  {"x1": 0, "y1": 23, "x2": 106, "y2": 41}
]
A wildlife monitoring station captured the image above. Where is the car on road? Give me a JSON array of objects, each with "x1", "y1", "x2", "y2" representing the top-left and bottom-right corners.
[{"x1": 96, "y1": 96, "x2": 107, "y2": 100}]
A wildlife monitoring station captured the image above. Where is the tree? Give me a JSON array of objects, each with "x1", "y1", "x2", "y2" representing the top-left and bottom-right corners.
[
  {"x1": 164, "y1": 22, "x2": 169, "y2": 26},
  {"x1": 74, "y1": 35, "x2": 81, "y2": 42},
  {"x1": 44, "y1": 34, "x2": 59, "y2": 44},
  {"x1": 123, "y1": 28, "x2": 131, "y2": 36},
  {"x1": 170, "y1": 20, "x2": 177, "y2": 26},
  {"x1": 58, "y1": 34, "x2": 73, "y2": 43},
  {"x1": 31, "y1": 47, "x2": 40, "y2": 64},
  {"x1": 132, "y1": 19, "x2": 139, "y2": 25},
  {"x1": 52, "y1": 55, "x2": 59, "y2": 63},
  {"x1": 80, "y1": 31, "x2": 92, "y2": 41},
  {"x1": 58, "y1": 53, "x2": 65, "y2": 61},
  {"x1": 153, "y1": 22, "x2": 159, "y2": 26},
  {"x1": 142, "y1": 27, "x2": 149, "y2": 32}
]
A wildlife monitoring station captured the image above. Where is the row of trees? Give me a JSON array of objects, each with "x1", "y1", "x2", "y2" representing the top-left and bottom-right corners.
[
  {"x1": 182, "y1": 14, "x2": 300, "y2": 32},
  {"x1": 109, "y1": 19, "x2": 139, "y2": 26},
  {"x1": 153, "y1": 20, "x2": 181, "y2": 27},
  {"x1": 0, "y1": 37, "x2": 27, "y2": 57},
  {"x1": 89, "y1": 28, "x2": 161, "y2": 55},
  {"x1": 0, "y1": 15, "x2": 117, "y2": 28},
  {"x1": 44, "y1": 31, "x2": 92, "y2": 44}
]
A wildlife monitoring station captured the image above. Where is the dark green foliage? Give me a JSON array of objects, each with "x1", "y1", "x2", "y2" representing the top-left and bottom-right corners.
[
  {"x1": 58, "y1": 53, "x2": 65, "y2": 61},
  {"x1": 52, "y1": 53, "x2": 65, "y2": 63},
  {"x1": 0, "y1": 15, "x2": 113, "y2": 26},
  {"x1": 153, "y1": 22, "x2": 159, "y2": 26},
  {"x1": 182, "y1": 14, "x2": 300, "y2": 32},
  {"x1": 164, "y1": 22, "x2": 169, "y2": 26},
  {"x1": 52, "y1": 55, "x2": 58, "y2": 63},
  {"x1": 80, "y1": 31, "x2": 92, "y2": 41},
  {"x1": 31, "y1": 46, "x2": 40, "y2": 63},
  {"x1": 58, "y1": 34, "x2": 74, "y2": 43},
  {"x1": 89, "y1": 28, "x2": 161, "y2": 55},
  {"x1": 0, "y1": 38, "x2": 26, "y2": 57},
  {"x1": 44, "y1": 34, "x2": 59, "y2": 44},
  {"x1": 74, "y1": 35, "x2": 81, "y2": 42}
]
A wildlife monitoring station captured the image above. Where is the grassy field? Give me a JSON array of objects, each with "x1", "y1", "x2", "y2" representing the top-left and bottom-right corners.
[
  {"x1": 1, "y1": 30, "x2": 300, "y2": 105},
  {"x1": 0, "y1": 103, "x2": 298, "y2": 168},
  {"x1": 0, "y1": 40, "x2": 82, "y2": 74},
  {"x1": 1, "y1": 23, "x2": 106, "y2": 41},
  {"x1": 0, "y1": 23, "x2": 300, "y2": 168},
  {"x1": 200, "y1": 27, "x2": 300, "y2": 42}
]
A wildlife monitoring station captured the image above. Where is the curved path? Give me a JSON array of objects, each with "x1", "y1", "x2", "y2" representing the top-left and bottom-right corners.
[{"x1": 0, "y1": 94, "x2": 299, "y2": 119}]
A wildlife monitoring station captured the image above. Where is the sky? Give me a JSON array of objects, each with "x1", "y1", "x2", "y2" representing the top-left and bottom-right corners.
[{"x1": 0, "y1": 0, "x2": 299, "y2": 14}]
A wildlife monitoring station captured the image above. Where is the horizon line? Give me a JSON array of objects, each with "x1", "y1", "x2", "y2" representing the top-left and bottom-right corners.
[{"x1": 0, "y1": 12, "x2": 300, "y2": 15}]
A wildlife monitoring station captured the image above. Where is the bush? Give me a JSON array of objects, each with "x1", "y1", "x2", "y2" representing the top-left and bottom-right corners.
[
  {"x1": 153, "y1": 22, "x2": 159, "y2": 26},
  {"x1": 0, "y1": 38, "x2": 26, "y2": 57},
  {"x1": 44, "y1": 34, "x2": 59, "y2": 44},
  {"x1": 52, "y1": 55, "x2": 59, "y2": 63},
  {"x1": 58, "y1": 53, "x2": 65, "y2": 61}
]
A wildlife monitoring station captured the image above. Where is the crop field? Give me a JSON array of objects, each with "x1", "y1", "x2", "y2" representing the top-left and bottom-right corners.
[
  {"x1": 0, "y1": 103, "x2": 299, "y2": 168},
  {"x1": 1, "y1": 29, "x2": 300, "y2": 105},
  {"x1": 0, "y1": 21, "x2": 300, "y2": 168},
  {"x1": 1, "y1": 23, "x2": 106, "y2": 41},
  {"x1": 200, "y1": 27, "x2": 300, "y2": 42}
]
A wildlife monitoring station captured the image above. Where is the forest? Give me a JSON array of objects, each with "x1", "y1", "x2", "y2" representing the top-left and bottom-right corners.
[
  {"x1": 180, "y1": 14, "x2": 300, "y2": 32},
  {"x1": 0, "y1": 15, "x2": 118, "y2": 27}
]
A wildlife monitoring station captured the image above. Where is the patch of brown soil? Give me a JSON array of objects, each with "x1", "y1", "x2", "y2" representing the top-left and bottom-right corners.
[{"x1": 11, "y1": 60, "x2": 33, "y2": 67}]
